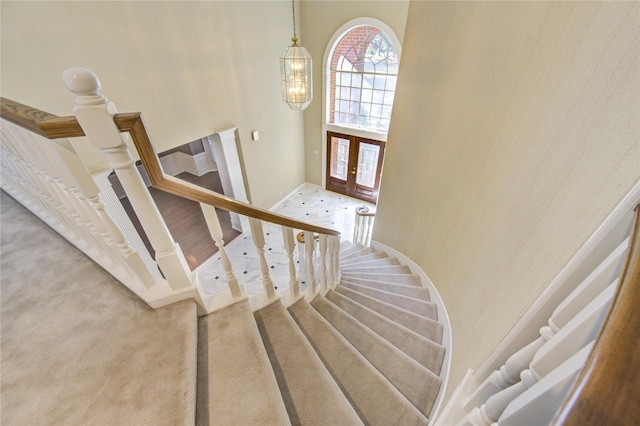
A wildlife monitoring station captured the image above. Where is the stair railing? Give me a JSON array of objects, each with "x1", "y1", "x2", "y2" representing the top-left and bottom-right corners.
[
  {"x1": 434, "y1": 181, "x2": 640, "y2": 425},
  {"x1": 1, "y1": 98, "x2": 161, "y2": 303},
  {"x1": 353, "y1": 205, "x2": 375, "y2": 247},
  {"x1": 552, "y1": 204, "x2": 640, "y2": 426},
  {"x1": 0, "y1": 68, "x2": 341, "y2": 314}
]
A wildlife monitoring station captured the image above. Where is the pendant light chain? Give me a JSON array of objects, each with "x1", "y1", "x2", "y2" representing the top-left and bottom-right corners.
[{"x1": 291, "y1": 0, "x2": 298, "y2": 44}]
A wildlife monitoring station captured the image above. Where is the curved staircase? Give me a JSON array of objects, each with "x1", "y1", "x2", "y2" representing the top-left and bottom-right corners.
[{"x1": 198, "y1": 241, "x2": 448, "y2": 425}]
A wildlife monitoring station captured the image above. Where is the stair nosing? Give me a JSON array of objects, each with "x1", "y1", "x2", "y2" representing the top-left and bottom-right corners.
[
  {"x1": 340, "y1": 265, "x2": 412, "y2": 274},
  {"x1": 340, "y1": 277, "x2": 431, "y2": 301},
  {"x1": 341, "y1": 271, "x2": 423, "y2": 287},
  {"x1": 340, "y1": 281, "x2": 438, "y2": 320},
  {"x1": 341, "y1": 257, "x2": 399, "y2": 269},
  {"x1": 335, "y1": 285, "x2": 443, "y2": 338},
  {"x1": 254, "y1": 301, "x2": 362, "y2": 425},
  {"x1": 340, "y1": 248, "x2": 377, "y2": 262},
  {"x1": 325, "y1": 289, "x2": 445, "y2": 366},
  {"x1": 288, "y1": 298, "x2": 429, "y2": 425},
  {"x1": 311, "y1": 295, "x2": 442, "y2": 416}
]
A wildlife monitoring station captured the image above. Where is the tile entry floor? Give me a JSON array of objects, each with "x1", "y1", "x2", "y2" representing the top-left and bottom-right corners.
[{"x1": 196, "y1": 183, "x2": 375, "y2": 298}]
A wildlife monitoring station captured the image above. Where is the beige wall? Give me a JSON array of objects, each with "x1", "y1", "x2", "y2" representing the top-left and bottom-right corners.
[
  {"x1": 374, "y1": 1, "x2": 639, "y2": 402},
  {"x1": 300, "y1": 0, "x2": 409, "y2": 185},
  {"x1": 1, "y1": 1, "x2": 305, "y2": 208}
]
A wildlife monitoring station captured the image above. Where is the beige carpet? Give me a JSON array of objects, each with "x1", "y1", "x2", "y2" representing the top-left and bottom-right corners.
[
  {"x1": 197, "y1": 300, "x2": 290, "y2": 426},
  {"x1": 1, "y1": 191, "x2": 198, "y2": 425}
]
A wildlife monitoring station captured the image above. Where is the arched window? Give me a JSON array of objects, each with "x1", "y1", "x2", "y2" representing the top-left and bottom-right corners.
[
  {"x1": 323, "y1": 19, "x2": 400, "y2": 204},
  {"x1": 329, "y1": 26, "x2": 399, "y2": 132}
]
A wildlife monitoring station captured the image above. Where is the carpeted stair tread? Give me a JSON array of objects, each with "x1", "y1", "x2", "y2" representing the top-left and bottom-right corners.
[
  {"x1": 340, "y1": 276, "x2": 431, "y2": 301},
  {"x1": 326, "y1": 290, "x2": 444, "y2": 366},
  {"x1": 340, "y1": 264, "x2": 412, "y2": 274},
  {"x1": 198, "y1": 300, "x2": 290, "y2": 426},
  {"x1": 341, "y1": 257, "x2": 401, "y2": 269},
  {"x1": 340, "y1": 246, "x2": 376, "y2": 262},
  {"x1": 336, "y1": 286, "x2": 442, "y2": 339},
  {"x1": 311, "y1": 295, "x2": 442, "y2": 416},
  {"x1": 340, "y1": 281, "x2": 438, "y2": 319},
  {"x1": 288, "y1": 299, "x2": 428, "y2": 425},
  {"x1": 254, "y1": 300, "x2": 362, "y2": 425},
  {"x1": 339, "y1": 241, "x2": 361, "y2": 257},
  {"x1": 340, "y1": 251, "x2": 389, "y2": 266},
  {"x1": 341, "y1": 271, "x2": 423, "y2": 287}
]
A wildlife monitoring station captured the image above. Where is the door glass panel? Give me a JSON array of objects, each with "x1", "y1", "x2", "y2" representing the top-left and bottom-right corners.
[
  {"x1": 330, "y1": 136, "x2": 350, "y2": 180},
  {"x1": 356, "y1": 142, "x2": 380, "y2": 188}
]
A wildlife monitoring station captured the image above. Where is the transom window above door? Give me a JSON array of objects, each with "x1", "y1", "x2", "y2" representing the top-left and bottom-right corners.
[{"x1": 329, "y1": 25, "x2": 399, "y2": 133}]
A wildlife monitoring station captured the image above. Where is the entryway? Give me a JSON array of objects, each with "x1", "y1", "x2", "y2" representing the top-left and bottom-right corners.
[{"x1": 326, "y1": 131, "x2": 385, "y2": 204}]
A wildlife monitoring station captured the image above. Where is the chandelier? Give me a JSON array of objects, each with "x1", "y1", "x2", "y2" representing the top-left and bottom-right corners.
[{"x1": 280, "y1": 0, "x2": 312, "y2": 110}]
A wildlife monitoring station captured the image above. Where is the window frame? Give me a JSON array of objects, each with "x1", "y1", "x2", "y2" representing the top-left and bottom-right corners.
[
  {"x1": 321, "y1": 18, "x2": 402, "y2": 187},
  {"x1": 330, "y1": 29, "x2": 399, "y2": 132}
]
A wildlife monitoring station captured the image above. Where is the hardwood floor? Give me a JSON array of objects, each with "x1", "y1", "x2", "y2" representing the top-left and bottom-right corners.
[{"x1": 117, "y1": 172, "x2": 240, "y2": 270}]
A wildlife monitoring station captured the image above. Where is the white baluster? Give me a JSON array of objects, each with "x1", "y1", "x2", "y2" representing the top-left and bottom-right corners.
[
  {"x1": 498, "y1": 342, "x2": 595, "y2": 426},
  {"x1": 249, "y1": 218, "x2": 276, "y2": 300},
  {"x1": 366, "y1": 215, "x2": 374, "y2": 246},
  {"x1": 282, "y1": 226, "x2": 302, "y2": 305},
  {"x1": 363, "y1": 216, "x2": 370, "y2": 246},
  {"x1": 319, "y1": 234, "x2": 328, "y2": 293},
  {"x1": 304, "y1": 231, "x2": 317, "y2": 298},
  {"x1": 460, "y1": 280, "x2": 617, "y2": 425},
  {"x1": 353, "y1": 213, "x2": 361, "y2": 243},
  {"x1": 201, "y1": 203, "x2": 244, "y2": 299},
  {"x1": 0, "y1": 129, "x2": 40, "y2": 206},
  {"x1": 463, "y1": 237, "x2": 628, "y2": 411},
  {"x1": 327, "y1": 235, "x2": 336, "y2": 291},
  {"x1": 333, "y1": 236, "x2": 341, "y2": 286},
  {"x1": 459, "y1": 370, "x2": 538, "y2": 426},
  {"x1": 297, "y1": 231, "x2": 307, "y2": 282},
  {"x1": 464, "y1": 327, "x2": 552, "y2": 411},
  {"x1": 63, "y1": 68, "x2": 195, "y2": 292},
  {"x1": 51, "y1": 138, "x2": 149, "y2": 280},
  {"x1": 4, "y1": 125, "x2": 77, "y2": 234},
  {"x1": 93, "y1": 170, "x2": 159, "y2": 276},
  {"x1": 92, "y1": 194, "x2": 157, "y2": 285}
]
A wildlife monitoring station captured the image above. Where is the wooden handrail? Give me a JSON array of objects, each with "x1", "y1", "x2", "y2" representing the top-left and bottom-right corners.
[
  {"x1": 552, "y1": 204, "x2": 640, "y2": 425},
  {"x1": 1, "y1": 97, "x2": 340, "y2": 236},
  {"x1": 1, "y1": 97, "x2": 84, "y2": 138}
]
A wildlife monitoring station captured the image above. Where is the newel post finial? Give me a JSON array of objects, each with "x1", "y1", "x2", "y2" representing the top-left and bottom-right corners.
[{"x1": 62, "y1": 68, "x2": 108, "y2": 108}]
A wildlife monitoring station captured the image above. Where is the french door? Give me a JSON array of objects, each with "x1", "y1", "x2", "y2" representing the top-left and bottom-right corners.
[{"x1": 326, "y1": 131, "x2": 386, "y2": 204}]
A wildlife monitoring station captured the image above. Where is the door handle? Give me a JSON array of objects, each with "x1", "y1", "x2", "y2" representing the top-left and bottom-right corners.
[{"x1": 351, "y1": 166, "x2": 356, "y2": 175}]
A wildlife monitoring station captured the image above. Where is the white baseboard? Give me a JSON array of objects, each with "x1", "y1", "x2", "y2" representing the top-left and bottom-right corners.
[{"x1": 269, "y1": 182, "x2": 309, "y2": 211}]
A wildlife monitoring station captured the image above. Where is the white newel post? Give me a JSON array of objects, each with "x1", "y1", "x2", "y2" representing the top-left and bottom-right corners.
[{"x1": 62, "y1": 68, "x2": 195, "y2": 292}]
